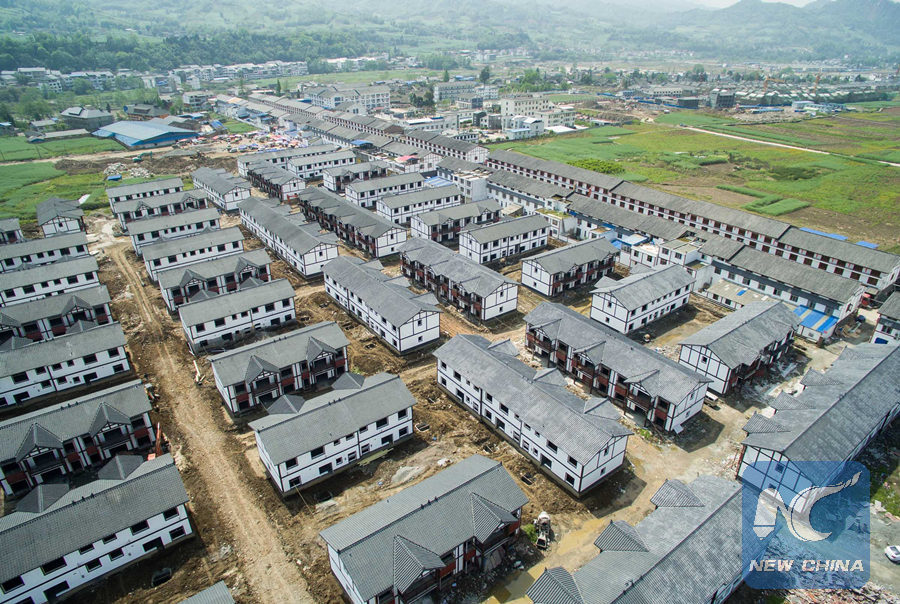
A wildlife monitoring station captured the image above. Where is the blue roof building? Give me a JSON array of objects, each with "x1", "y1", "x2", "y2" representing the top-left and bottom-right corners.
[{"x1": 93, "y1": 120, "x2": 198, "y2": 149}]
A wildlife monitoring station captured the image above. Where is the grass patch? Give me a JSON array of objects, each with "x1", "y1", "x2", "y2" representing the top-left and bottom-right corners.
[
  {"x1": 0, "y1": 136, "x2": 121, "y2": 161},
  {"x1": 521, "y1": 523, "x2": 538, "y2": 543},
  {"x1": 745, "y1": 197, "x2": 810, "y2": 216},
  {"x1": 216, "y1": 118, "x2": 259, "y2": 135},
  {"x1": 655, "y1": 111, "x2": 735, "y2": 127},
  {"x1": 569, "y1": 158, "x2": 625, "y2": 174},
  {"x1": 870, "y1": 465, "x2": 900, "y2": 516}
]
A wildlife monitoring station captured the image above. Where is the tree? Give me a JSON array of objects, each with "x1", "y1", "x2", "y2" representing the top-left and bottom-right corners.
[
  {"x1": 442, "y1": 69, "x2": 450, "y2": 82},
  {"x1": 479, "y1": 66, "x2": 490, "y2": 84},
  {"x1": 71, "y1": 78, "x2": 94, "y2": 95},
  {"x1": 275, "y1": 79, "x2": 282, "y2": 95}
]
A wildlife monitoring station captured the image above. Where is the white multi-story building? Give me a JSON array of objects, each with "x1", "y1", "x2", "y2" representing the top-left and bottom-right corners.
[
  {"x1": 434, "y1": 81, "x2": 477, "y2": 102},
  {"x1": 0, "y1": 285, "x2": 112, "y2": 342},
  {"x1": 0, "y1": 455, "x2": 192, "y2": 604},
  {"x1": 376, "y1": 185, "x2": 462, "y2": 226},
  {"x1": 404, "y1": 131, "x2": 488, "y2": 163},
  {"x1": 250, "y1": 372, "x2": 415, "y2": 495},
  {"x1": 400, "y1": 238, "x2": 518, "y2": 322},
  {"x1": 322, "y1": 160, "x2": 389, "y2": 193},
  {"x1": 623, "y1": 237, "x2": 715, "y2": 291},
  {"x1": 126, "y1": 208, "x2": 220, "y2": 256},
  {"x1": 0, "y1": 218, "x2": 24, "y2": 245},
  {"x1": 287, "y1": 150, "x2": 358, "y2": 181},
  {"x1": 191, "y1": 168, "x2": 251, "y2": 212},
  {"x1": 142, "y1": 227, "x2": 244, "y2": 282},
  {"x1": 410, "y1": 200, "x2": 501, "y2": 244},
  {"x1": 106, "y1": 177, "x2": 184, "y2": 212},
  {"x1": 458, "y1": 215, "x2": 549, "y2": 264},
  {"x1": 436, "y1": 157, "x2": 494, "y2": 202},
  {"x1": 156, "y1": 249, "x2": 272, "y2": 312},
  {"x1": 590, "y1": 265, "x2": 695, "y2": 334},
  {"x1": 323, "y1": 256, "x2": 441, "y2": 354},
  {"x1": 238, "y1": 197, "x2": 339, "y2": 278},
  {"x1": 0, "y1": 380, "x2": 154, "y2": 497},
  {"x1": 237, "y1": 144, "x2": 339, "y2": 177},
  {"x1": 522, "y1": 239, "x2": 619, "y2": 297},
  {"x1": 0, "y1": 232, "x2": 90, "y2": 273},
  {"x1": 178, "y1": 278, "x2": 295, "y2": 355},
  {"x1": 503, "y1": 116, "x2": 545, "y2": 140},
  {"x1": 436, "y1": 335, "x2": 631, "y2": 494},
  {"x1": 872, "y1": 292, "x2": 900, "y2": 345},
  {"x1": 305, "y1": 85, "x2": 390, "y2": 111},
  {"x1": 0, "y1": 322, "x2": 131, "y2": 408},
  {"x1": 36, "y1": 198, "x2": 85, "y2": 237},
  {"x1": 345, "y1": 173, "x2": 425, "y2": 210},
  {"x1": 111, "y1": 191, "x2": 209, "y2": 229},
  {"x1": 209, "y1": 321, "x2": 350, "y2": 415},
  {"x1": 499, "y1": 95, "x2": 552, "y2": 116},
  {"x1": 679, "y1": 301, "x2": 798, "y2": 394},
  {"x1": 244, "y1": 164, "x2": 306, "y2": 201},
  {"x1": 0, "y1": 256, "x2": 99, "y2": 307}
]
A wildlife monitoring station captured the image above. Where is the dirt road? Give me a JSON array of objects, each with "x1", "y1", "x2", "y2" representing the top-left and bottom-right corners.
[{"x1": 103, "y1": 243, "x2": 313, "y2": 604}]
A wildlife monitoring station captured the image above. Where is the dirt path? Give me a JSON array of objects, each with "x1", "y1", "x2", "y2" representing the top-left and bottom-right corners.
[{"x1": 104, "y1": 243, "x2": 313, "y2": 604}]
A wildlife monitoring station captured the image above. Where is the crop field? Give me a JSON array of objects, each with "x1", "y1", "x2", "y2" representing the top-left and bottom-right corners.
[{"x1": 0, "y1": 135, "x2": 122, "y2": 161}]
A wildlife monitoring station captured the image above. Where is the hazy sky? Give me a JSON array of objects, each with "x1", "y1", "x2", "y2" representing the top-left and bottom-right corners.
[{"x1": 695, "y1": 0, "x2": 814, "y2": 6}]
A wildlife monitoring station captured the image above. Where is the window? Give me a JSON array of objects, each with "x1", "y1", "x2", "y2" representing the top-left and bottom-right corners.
[
  {"x1": 565, "y1": 473, "x2": 575, "y2": 486},
  {"x1": 361, "y1": 443, "x2": 371, "y2": 454},
  {"x1": 286, "y1": 458, "x2": 298, "y2": 469},
  {"x1": 775, "y1": 463, "x2": 784, "y2": 473},
  {"x1": 376, "y1": 418, "x2": 388, "y2": 428},
  {"x1": 78, "y1": 544, "x2": 95, "y2": 555},
  {"x1": 86, "y1": 558, "x2": 102, "y2": 572},
  {"x1": 130, "y1": 520, "x2": 150, "y2": 534},
  {"x1": 397, "y1": 409, "x2": 408, "y2": 419},
  {"x1": 546, "y1": 441, "x2": 558, "y2": 453},
  {"x1": 163, "y1": 507, "x2": 179, "y2": 520},
  {"x1": 1, "y1": 576, "x2": 24, "y2": 593},
  {"x1": 319, "y1": 463, "x2": 332, "y2": 475},
  {"x1": 102, "y1": 534, "x2": 117, "y2": 544},
  {"x1": 381, "y1": 435, "x2": 393, "y2": 446},
  {"x1": 398, "y1": 427, "x2": 408, "y2": 437},
  {"x1": 310, "y1": 446, "x2": 325, "y2": 458},
  {"x1": 108, "y1": 548, "x2": 124, "y2": 560},
  {"x1": 568, "y1": 455, "x2": 578, "y2": 467}
]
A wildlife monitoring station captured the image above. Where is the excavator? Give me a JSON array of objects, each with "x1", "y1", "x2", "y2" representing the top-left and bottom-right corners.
[{"x1": 147, "y1": 423, "x2": 165, "y2": 460}]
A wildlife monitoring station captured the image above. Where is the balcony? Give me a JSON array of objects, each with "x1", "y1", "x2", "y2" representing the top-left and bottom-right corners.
[{"x1": 97, "y1": 430, "x2": 133, "y2": 448}]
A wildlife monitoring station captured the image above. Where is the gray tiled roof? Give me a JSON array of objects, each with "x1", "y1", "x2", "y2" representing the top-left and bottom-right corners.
[
  {"x1": 157, "y1": 249, "x2": 272, "y2": 290},
  {"x1": 299, "y1": 188, "x2": 401, "y2": 240},
  {"x1": 249, "y1": 372, "x2": 415, "y2": 464},
  {"x1": 878, "y1": 292, "x2": 900, "y2": 321},
  {"x1": 778, "y1": 227, "x2": 900, "y2": 274},
  {"x1": 141, "y1": 227, "x2": 244, "y2": 261},
  {"x1": 378, "y1": 185, "x2": 461, "y2": 209},
  {"x1": 0, "y1": 284, "x2": 110, "y2": 327},
  {"x1": 460, "y1": 214, "x2": 549, "y2": 245},
  {"x1": 0, "y1": 380, "x2": 149, "y2": 462},
  {"x1": 437, "y1": 157, "x2": 494, "y2": 174},
  {"x1": 322, "y1": 160, "x2": 388, "y2": 178},
  {"x1": 527, "y1": 475, "x2": 743, "y2": 604},
  {"x1": 400, "y1": 238, "x2": 515, "y2": 298},
  {"x1": 488, "y1": 149, "x2": 623, "y2": 191},
  {"x1": 0, "y1": 231, "x2": 88, "y2": 263},
  {"x1": 289, "y1": 149, "x2": 357, "y2": 170},
  {"x1": 237, "y1": 144, "x2": 338, "y2": 166},
  {"x1": 697, "y1": 234, "x2": 744, "y2": 261},
  {"x1": 680, "y1": 301, "x2": 798, "y2": 368},
  {"x1": 525, "y1": 303, "x2": 710, "y2": 403},
  {"x1": 415, "y1": 200, "x2": 501, "y2": 226},
  {"x1": 126, "y1": 208, "x2": 219, "y2": 236},
  {"x1": 106, "y1": 177, "x2": 184, "y2": 199},
  {"x1": 434, "y1": 335, "x2": 630, "y2": 464},
  {"x1": 742, "y1": 344, "x2": 900, "y2": 479},
  {"x1": 112, "y1": 190, "x2": 207, "y2": 215},
  {"x1": 238, "y1": 197, "x2": 337, "y2": 254},
  {"x1": 324, "y1": 256, "x2": 440, "y2": 326},
  {"x1": 177, "y1": 278, "x2": 294, "y2": 326},
  {"x1": 208, "y1": 321, "x2": 349, "y2": 385},
  {"x1": 36, "y1": 197, "x2": 83, "y2": 225},
  {"x1": 180, "y1": 582, "x2": 235, "y2": 604},
  {"x1": 567, "y1": 195, "x2": 690, "y2": 241},
  {"x1": 0, "y1": 218, "x2": 21, "y2": 232},
  {"x1": 0, "y1": 454, "x2": 188, "y2": 585},
  {"x1": 592, "y1": 265, "x2": 695, "y2": 311},
  {"x1": 319, "y1": 455, "x2": 528, "y2": 601},
  {"x1": 488, "y1": 170, "x2": 573, "y2": 200},
  {"x1": 246, "y1": 163, "x2": 304, "y2": 186},
  {"x1": 406, "y1": 130, "x2": 482, "y2": 154},
  {"x1": 526, "y1": 239, "x2": 618, "y2": 275},
  {"x1": 192, "y1": 167, "x2": 251, "y2": 197},
  {"x1": 0, "y1": 255, "x2": 98, "y2": 291},
  {"x1": 346, "y1": 172, "x2": 424, "y2": 195},
  {"x1": 0, "y1": 322, "x2": 126, "y2": 375}
]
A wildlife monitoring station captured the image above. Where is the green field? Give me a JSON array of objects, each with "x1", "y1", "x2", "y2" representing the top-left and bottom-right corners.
[
  {"x1": 0, "y1": 135, "x2": 122, "y2": 161},
  {"x1": 256, "y1": 68, "x2": 455, "y2": 90}
]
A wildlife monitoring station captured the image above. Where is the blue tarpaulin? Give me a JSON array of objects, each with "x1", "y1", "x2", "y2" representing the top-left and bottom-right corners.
[
  {"x1": 793, "y1": 306, "x2": 838, "y2": 333},
  {"x1": 799, "y1": 227, "x2": 847, "y2": 241},
  {"x1": 855, "y1": 241, "x2": 879, "y2": 249}
]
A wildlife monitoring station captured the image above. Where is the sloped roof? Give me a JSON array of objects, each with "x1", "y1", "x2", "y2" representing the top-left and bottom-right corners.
[
  {"x1": 487, "y1": 149, "x2": 623, "y2": 191},
  {"x1": 141, "y1": 227, "x2": 244, "y2": 261},
  {"x1": 526, "y1": 239, "x2": 618, "y2": 275},
  {"x1": 156, "y1": 249, "x2": 271, "y2": 290},
  {"x1": 320, "y1": 455, "x2": 527, "y2": 601},
  {"x1": 778, "y1": 227, "x2": 900, "y2": 274},
  {"x1": 0, "y1": 255, "x2": 97, "y2": 291},
  {"x1": 177, "y1": 278, "x2": 294, "y2": 326},
  {"x1": 36, "y1": 197, "x2": 83, "y2": 225},
  {"x1": 877, "y1": 291, "x2": 900, "y2": 321},
  {"x1": 237, "y1": 197, "x2": 337, "y2": 255},
  {"x1": 0, "y1": 285, "x2": 109, "y2": 328},
  {"x1": 567, "y1": 195, "x2": 690, "y2": 242},
  {"x1": 415, "y1": 200, "x2": 501, "y2": 227},
  {"x1": 126, "y1": 208, "x2": 219, "y2": 236},
  {"x1": 106, "y1": 177, "x2": 184, "y2": 199},
  {"x1": 0, "y1": 322, "x2": 126, "y2": 375},
  {"x1": 346, "y1": 172, "x2": 424, "y2": 194},
  {"x1": 378, "y1": 185, "x2": 461, "y2": 209},
  {"x1": 460, "y1": 214, "x2": 549, "y2": 244},
  {"x1": 488, "y1": 169, "x2": 573, "y2": 201},
  {"x1": 298, "y1": 188, "x2": 402, "y2": 240},
  {"x1": 400, "y1": 238, "x2": 515, "y2": 298},
  {"x1": 180, "y1": 581, "x2": 235, "y2": 604},
  {"x1": 592, "y1": 265, "x2": 695, "y2": 311},
  {"x1": 112, "y1": 190, "x2": 207, "y2": 215}
]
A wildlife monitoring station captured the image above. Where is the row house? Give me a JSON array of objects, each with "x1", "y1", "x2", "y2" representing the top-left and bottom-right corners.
[
  {"x1": 0, "y1": 218, "x2": 24, "y2": 245},
  {"x1": 191, "y1": 168, "x2": 251, "y2": 212},
  {"x1": 345, "y1": 173, "x2": 425, "y2": 210},
  {"x1": 623, "y1": 237, "x2": 715, "y2": 291},
  {"x1": 0, "y1": 256, "x2": 99, "y2": 307},
  {"x1": 522, "y1": 239, "x2": 619, "y2": 297},
  {"x1": 679, "y1": 301, "x2": 798, "y2": 394},
  {"x1": 142, "y1": 227, "x2": 244, "y2": 282},
  {"x1": 178, "y1": 278, "x2": 296, "y2": 355},
  {"x1": 527, "y1": 476, "x2": 744, "y2": 604},
  {"x1": 0, "y1": 455, "x2": 192, "y2": 604},
  {"x1": 739, "y1": 343, "x2": 899, "y2": 503},
  {"x1": 236, "y1": 144, "x2": 339, "y2": 176},
  {"x1": 0, "y1": 232, "x2": 89, "y2": 273},
  {"x1": 872, "y1": 292, "x2": 900, "y2": 345},
  {"x1": 157, "y1": 249, "x2": 272, "y2": 312},
  {"x1": 320, "y1": 455, "x2": 527, "y2": 604},
  {"x1": 323, "y1": 256, "x2": 441, "y2": 354},
  {"x1": 250, "y1": 372, "x2": 415, "y2": 495},
  {"x1": 209, "y1": 320, "x2": 349, "y2": 415},
  {"x1": 323, "y1": 160, "x2": 390, "y2": 193},
  {"x1": 404, "y1": 130, "x2": 489, "y2": 163},
  {"x1": 287, "y1": 150, "x2": 357, "y2": 180},
  {"x1": 126, "y1": 208, "x2": 220, "y2": 256},
  {"x1": 376, "y1": 185, "x2": 462, "y2": 226},
  {"x1": 567, "y1": 194, "x2": 691, "y2": 246},
  {"x1": 325, "y1": 114, "x2": 402, "y2": 137},
  {"x1": 436, "y1": 157, "x2": 494, "y2": 202},
  {"x1": 297, "y1": 188, "x2": 407, "y2": 258},
  {"x1": 410, "y1": 200, "x2": 501, "y2": 244},
  {"x1": 244, "y1": 163, "x2": 305, "y2": 201},
  {"x1": 358, "y1": 141, "x2": 442, "y2": 175},
  {"x1": 524, "y1": 303, "x2": 710, "y2": 433},
  {"x1": 400, "y1": 238, "x2": 518, "y2": 321},
  {"x1": 487, "y1": 170, "x2": 575, "y2": 219},
  {"x1": 458, "y1": 215, "x2": 550, "y2": 265},
  {"x1": 0, "y1": 285, "x2": 112, "y2": 343},
  {"x1": 106, "y1": 177, "x2": 184, "y2": 211},
  {"x1": 435, "y1": 335, "x2": 631, "y2": 495},
  {"x1": 238, "y1": 197, "x2": 339, "y2": 278},
  {"x1": 36, "y1": 198, "x2": 84, "y2": 237},
  {"x1": 701, "y1": 241, "x2": 864, "y2": 342},
  {"x1": 0, "y1": 380, "x2": 154, "y2": 497},
  {"x1": 590, "y1": 265, "x2": 695, "y2": 335},
  {"x1": 488, "y1": 150, "x2": 900, "y2": 292},
  {"x1": 111, "y1": 190, "x2": 208, "y2": 229},
  {"x1": 0, "y1": 322, "x2": 131, "y2": 408},
  {"x1": 305, "y1": 84, "x2": 390, "y2": 111}
]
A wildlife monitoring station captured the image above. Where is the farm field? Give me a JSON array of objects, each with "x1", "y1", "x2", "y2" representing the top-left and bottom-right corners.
[
  {"x1": 0, "y1": 135, "x2": 122, "y2": 161},
  {"x1": 492, "y1": 109, "x2": 900, "y2": 247}
]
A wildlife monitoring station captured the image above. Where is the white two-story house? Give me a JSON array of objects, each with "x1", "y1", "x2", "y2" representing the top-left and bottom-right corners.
[
  {"x1": 126, "y1": 208, "x2": 220, "y2": 256},
  {"x1": 156, "y1": 249, "x2": 272, "y2": 312},
  {"x1": 0, "y1": 232, "x2": 90, "y2": 273},
  {"x1": 142, "y1": 227, "x2": 245, "y2": 282},
  {"x1": 590, "y1": 265, "x2": 695, "y2": 335},
  {"x1": 458, "y1": 215, "x2": 549, "y2": 265},
  {"x1": 0, "y1": 256, "x2": 99, "y2": 307},
  {"x1": 344, "y1": 173, "x2": 425, "y2": 209},
  {"x1": 375, "y1": 185, "x2": 462, "y2": 226}
]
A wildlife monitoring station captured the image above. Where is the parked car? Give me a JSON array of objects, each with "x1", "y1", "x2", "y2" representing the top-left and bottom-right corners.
[{"x1": 885, "y1": 545, "x2": 900, "y2": 563}]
